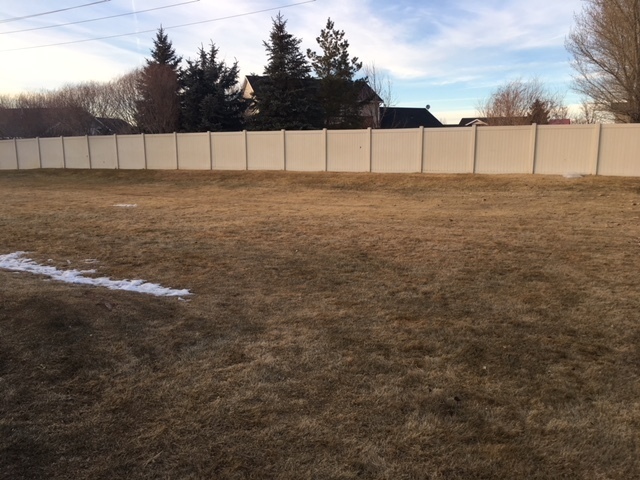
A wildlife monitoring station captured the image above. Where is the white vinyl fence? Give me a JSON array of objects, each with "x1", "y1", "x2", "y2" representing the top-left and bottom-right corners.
[{"x1": 1, "y1": 124, "x2": 639, "y2": 177}]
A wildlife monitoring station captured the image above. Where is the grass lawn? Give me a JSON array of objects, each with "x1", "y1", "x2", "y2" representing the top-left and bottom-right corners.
[{"x1": 1, "y1": 169, "x2": 639, "y2": 479}]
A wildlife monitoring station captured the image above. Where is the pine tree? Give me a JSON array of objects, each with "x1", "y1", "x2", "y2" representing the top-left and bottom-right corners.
[
  {"x1": 148, "y1": 26, "x2": 182, "y2": 69},
  {"x1": 135, "y1": 27, "x2": 182, "y2": 133},
  {"x1": 307, "y1": 18, "x2": 365, "y2": 129},
  {"x1": 529, "y1": 98, "x2": 550, "y2": 125},
  {"x1": 180, "y1": 43, "x2": 247, "y2": 132},
  {"x1": 250, "y1": 13, "x2": 322, "y2": 130}
]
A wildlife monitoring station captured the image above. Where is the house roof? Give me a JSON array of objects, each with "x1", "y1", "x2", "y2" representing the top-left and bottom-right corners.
[
  {"x1": 0, "y1": 108, "x2": 134, "y2": 139},
  {"x1": 459, "y1": 117, "x2": 488, "y2": 126},
  {"x1": 243, "y1": 75, "x2": 382, "y2": 103},
  {"x1": 94, "y1": 117, "x2": 135, "y2": 134},
  {"x1": 380, "y1": 107, "x2": 443, "y2": 129},
  {"x1": 459, "y1": 117, "x2": 572, "y2": 126},
  {"x1": 0, "y1": 107, "x2": 94, "y2": 138},
  {"x1": 458, "y1": 117, "x2": 529, "y2": 126},
  {"x1": 243, "y1": 75, "x2": 317, "y2": 96}
]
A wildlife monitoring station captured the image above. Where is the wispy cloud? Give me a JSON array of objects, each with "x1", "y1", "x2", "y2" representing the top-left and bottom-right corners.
[{"x1": 0, "y1": 0, "x2": 583, "y2": 121}]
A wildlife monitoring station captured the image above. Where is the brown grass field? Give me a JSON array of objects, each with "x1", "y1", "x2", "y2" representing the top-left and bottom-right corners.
[{"x1": 0, "y1": 169, "x2": 639, "y2": 479}]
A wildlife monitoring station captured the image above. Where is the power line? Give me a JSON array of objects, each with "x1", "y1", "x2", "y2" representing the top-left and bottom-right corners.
[
  {"x1": 0, "y1": 0, "x2": 316, "y2": 53},
  {"x1": 0, "y1": 1, "x2": 201, "y2": 35},
  {"x1": 0, "y1": 0, "x2": 111, "y2": 24}
]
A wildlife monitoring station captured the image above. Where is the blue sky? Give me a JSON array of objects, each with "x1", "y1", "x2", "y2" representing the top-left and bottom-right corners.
[{"x1": 0, "y1": 0, "x2": 585, "y2": 123}]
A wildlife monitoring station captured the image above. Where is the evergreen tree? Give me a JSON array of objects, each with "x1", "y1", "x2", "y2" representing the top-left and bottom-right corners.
[
  {"x1": 250, "y1": 13, "x2": 322, "y2": 130},
  {"x1": 135, "y1": 27, "x2": 182, "y2": 133},
  {"x1": 307, "y1": 18, "x2": 365, "y2": 128},
  {"x1": 147, "y1": 26, "x2": 182, "y2": 69},
  {"x1": 529, "y1": 98, "x2": 550, "y2": 125},
  {"x1": 180, "y1": 43, "x2": 247, "y2": 132}
]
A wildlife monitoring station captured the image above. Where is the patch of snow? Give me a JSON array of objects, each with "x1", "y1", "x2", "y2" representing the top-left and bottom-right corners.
[
  {"x1": 0, "y1": 252, "x2": 191, "y2": 297},
  {"x1": 113, "y1": 204, "x2": 137, "y2": 208},
  {"x1": 563, "y1": 173, "x2": 583, "y2": 179}
]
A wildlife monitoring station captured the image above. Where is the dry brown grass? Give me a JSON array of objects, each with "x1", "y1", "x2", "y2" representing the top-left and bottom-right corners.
[{"x1": 1, "y1": 169, "x2": 639, "y2": 479}]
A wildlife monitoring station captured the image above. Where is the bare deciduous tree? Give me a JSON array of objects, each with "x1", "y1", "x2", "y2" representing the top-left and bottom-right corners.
[
  {"x1": 135, "y1": 27, "x2": 182, "y2": 133},
  {"x1": 571, "y1": 97, "x2": 612, "y2": 124},
  {"x1": 362, "y1": 62, "x2": 396, "y2": 128},
  {"x1": 135, "y1": 63, "x2": 181, "y2": 133},
  {"x1": 0, "y1": 89, "x2": 94, "y2": 138},
  {"x1": 0, "y1": 69, "x2": 142, "y2": 137},
  {"x1": 566, "y1": 0, "x2": 640, "y2": 123},
  {"x1": 110, "y1": 69, "x2": 141, "y2": 127},
  {"x1": 477, "y1": 78, "x2": 566, "y2": 125}
]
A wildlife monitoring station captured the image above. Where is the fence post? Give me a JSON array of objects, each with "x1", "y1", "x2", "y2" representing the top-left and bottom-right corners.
[
  {"x1": 590, "y1": 123, "x2": 602, "y2": 176},
  {"x1": 61, "y1": 137, "x2": 66, "y2": 169},
  {"x1": 470, "y1": 124, "x2": 478, "y2": 173},
  {"x1": 243, "y1": 130, "x2": 249, "y2": 170},
  {"x1": 323, "y1": 128, "x2": 328, "y2": 171},
  {"x1": 86, "y1": 135, "x2": 92, "y2": 169},
  {"x1": 208, "y1": 132, "x2": 213, "y2": 170},
  {"x1": 13, "y1": 138, "x2": 19, "y2": 170},
  {"x1": 142, "y1": 133, "x2": 147, "y2": 169},
  {"x1": 36, "y1": 137, "x2": 42, "y2": 169},
  {"x1": 114, "y1": 134, "x2": 120, "y2": 169},
  {"x1": 419, "y1": 126, "x2": 425, "y2": 173},
  {"x1": 174, "y1": 132, "x2": 179, "y2": 170},
  {"x1": 282, "y1": 129, "x2": 287, "y2": 171},
  {"x1": 368, "y1": 127, "x2": 373, "y2": 172},
  {"x1": 530, "y1": 123, "x2": 538, "y2": 174}
]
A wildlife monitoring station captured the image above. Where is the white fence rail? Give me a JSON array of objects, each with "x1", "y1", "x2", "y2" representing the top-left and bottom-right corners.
[{"x1": 1, "y1": 124, "x2": 639, "y2": 176}]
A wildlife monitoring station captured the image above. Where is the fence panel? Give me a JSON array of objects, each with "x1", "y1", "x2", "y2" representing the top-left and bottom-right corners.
[
  {"x1": 372, "y1": 128, "x2": 421, "y2": 173},
  {"x1": 0, "y1": 140, "x2": 18, "y2": 169},
  {"x1": 0, "y1": 140, "x2": 18, "y2": 170},
  {"x1": 285, "y1": 130, "x2": 326, "y2": 171},
  {"x1": 16, "y1": 139, "x2": 40, "y2": 169},
  {"x1": 424, "y1": 128, "x2": 474, "y2": 173},
  {"x1": 40, "y1": 137, "x2": 64, "y2": 168},
  {"x1": 247, "y1": 131, "x2": 284, "y2": 170},
  {"x1": 212, "y1": 132, "x2": 246, "y2": 170},
  {"x1": 475, "y1": 126, "x2": 532, "y2": 174},
  {"x1": 89, "y1": 136, "x2": 117, "y2": 169},
  {"x1": 117, "y1": 135, "x2": 145, "y2": 169},
  {"x1": 3, "y1": 125, "x2": 640, "y2": 177},
  {"x1": 63, "y1": 136, "x2": 90, "y2": 169},
  {"x1": 145, "y1": 134, "x2": 177, "y2": 169},
  {"x1": 327, "y1": 129, "x2": 370, "y2": 172},
  {"x1": 597, "y1": 124, "x2": 640, "y2": 177},
  {"x1": 534, "y1": 125, "x2": 594, "y2": 175},
  {"x1": 177, "y1": 132, "x2": 210, "y2": 170}
]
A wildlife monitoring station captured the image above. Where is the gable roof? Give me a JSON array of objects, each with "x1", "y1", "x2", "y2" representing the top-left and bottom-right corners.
[
  {"x1": 94, "y1": 117, "x2": 135, "y2": 135},
  {"x1": 0, "y1": 107, "x2": 94, "y2": 138},
  {"x1": 458, "y1": 117, "x2": 530, "y2": 126},
  {"x1": 459, "y1": 117, "x2": 488, "y2": 126},
  {"x1": 380, "y1": 107, "x2": 442, "y2": 129},
  {"x1": 0, "y1": 108, "x2": 134, "y2": 139},
  {"x1": 243, "y1": 75, "x2": 316, "y2": 97},
  {"x1": 242, "y1": 75, "x2": 382, "y2": 103},
  {"x1": 459, "y1": 117, "x2": 572, "y2": 126}
]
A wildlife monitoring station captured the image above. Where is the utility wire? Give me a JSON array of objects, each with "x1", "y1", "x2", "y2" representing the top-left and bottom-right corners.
[
  {"x1": 0, "y1": 0, "x2": 316, "y2": 52},
  {"x1": 0, "y1": 0, "x2": 111, "y2": 24},
  {"x1": 0, "y1": 0, "x2": 200, "y2": 35}
]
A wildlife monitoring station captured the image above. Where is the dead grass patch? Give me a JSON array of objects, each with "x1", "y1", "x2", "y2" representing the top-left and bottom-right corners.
[{"x1": 1, "y1": 169, "x2": 639, "y2": 479}]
